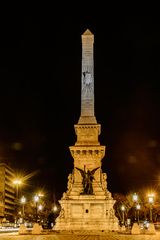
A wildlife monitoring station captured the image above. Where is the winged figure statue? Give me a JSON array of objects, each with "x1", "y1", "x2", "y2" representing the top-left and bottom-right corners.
[{"x1": 75, "y1": 165, "x2": 100, "y2": 195}]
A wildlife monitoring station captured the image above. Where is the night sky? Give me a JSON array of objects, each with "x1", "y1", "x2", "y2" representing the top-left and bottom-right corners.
[{"x1": 1, "y1": 11, "x2": 160, "y2": 200}]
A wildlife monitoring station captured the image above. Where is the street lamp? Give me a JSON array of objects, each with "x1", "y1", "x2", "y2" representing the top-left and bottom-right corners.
[
  {"x1": 20, "y1": 196, "x2": 26, "y2": 223},
  {"x1": 38, "y1": 204, "x2": 43, "y2": 224},
  {"x1": 136, "y1": 203, "x2": 141, "y2": 224},
  {"x1": 34, "y1": 195, "x2": 39, "y2": 222},
  {"x1": 38, "y1": 192, "x2": 44, "y2": 198},
  {"x1": 13, "y1": 179, "x2": 22, "y2": 199},
  {"x1": 13, "y1": 179, "x2": 22, "y2": 225},
  {"x1": 148, "y1": 193, "x2": 154, "y2": 222},
  {"x1": 133, "y1": 193, "x2": 138, "y2": 202},
  {"x1": 132, "y1": 193, "x2": 138, "y2": 222},
  {"x1": 121, "y1": 205, "x2": 125, "y2": 226},
  {"x1": 52, "y1": 204, "x2": 58, "y2": 228}
]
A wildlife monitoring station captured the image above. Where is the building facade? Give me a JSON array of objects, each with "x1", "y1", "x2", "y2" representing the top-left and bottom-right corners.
[{"x1": 0, "y1": 163, "x2": 15, "y2": 222}]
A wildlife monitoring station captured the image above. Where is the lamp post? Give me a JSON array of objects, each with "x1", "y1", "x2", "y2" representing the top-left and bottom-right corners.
[
  {"x1": 13, "y1": 179, "x2": 22, "y2": 225},
  {"x1": 132, "y1": 193, "x2": 138, "y2": 222},
  {"x1": 34, "y1": 195, "x2": 39, "y2": 223},
  {"x1": 50, "y1": 204, "x2": 58, "y2": 227},
  {"x1": 13, "y1": 179, "x2": 22, "y2": 199},
  {"x1": 121, "y1": 205, "x2": 125, "y2": 226},
  {"x1": 38, "y1": 204, "x2": 43, "y2": 223},
  {"x1": 136, "y1": 203, "x2": 141, "y2": 224},
  {"x1": 148, "y1": 193, "x2": 154, "y2": 222},
  {"x1": 20, "y1": 196, "x2": 26, "y2": 223}
]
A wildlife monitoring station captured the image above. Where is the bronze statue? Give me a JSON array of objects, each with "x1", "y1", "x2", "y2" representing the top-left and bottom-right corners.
[{"x1": 75, "y1": 165, "x2": 99, "y2": 195}]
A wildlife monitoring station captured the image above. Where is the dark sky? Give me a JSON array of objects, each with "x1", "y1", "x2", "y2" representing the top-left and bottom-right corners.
[{"x1": 1, "y1": 11, "x2": 160, "y2": 200}]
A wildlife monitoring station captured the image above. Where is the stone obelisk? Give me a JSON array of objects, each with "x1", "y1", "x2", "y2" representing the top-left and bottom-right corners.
[
  {"x1": 54, "y1": 29, "x2": 119, "y2": 231},
  {"x1": 78, "y1": 29, "x2": 96, "y2": 124}
]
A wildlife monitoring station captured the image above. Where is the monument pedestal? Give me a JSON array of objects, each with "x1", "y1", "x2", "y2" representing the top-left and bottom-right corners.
[
  {"x1": 32, "y1": 223, "x2": 43, "y2": 234},
  {"x1": 147, "y1": 223, "x2": 156, "y2": 234},
  {"x1": 121, "y1": 225, "x2": 126, "y2": 232},
  {"x1": 54, "y1": 194, "x2": 119, "y2": 231},
  {"x1": 131, "y1": 222, "x2": 140, "y2": 234},
  {"x1": 18, "y1": 224, "x2": 27, "y2": 235}
]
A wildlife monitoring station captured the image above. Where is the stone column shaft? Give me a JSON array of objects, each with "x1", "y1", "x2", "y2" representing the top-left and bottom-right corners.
[{"x1": 79, "y1": 29, "x2": 96, "y2": 124}]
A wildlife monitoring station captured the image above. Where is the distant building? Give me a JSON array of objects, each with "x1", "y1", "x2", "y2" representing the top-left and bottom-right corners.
[{"x1": 0, "y1": 163, "x2": 15, "y2": 222}]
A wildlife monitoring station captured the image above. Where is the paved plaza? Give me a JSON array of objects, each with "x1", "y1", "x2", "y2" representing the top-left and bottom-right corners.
[{"x1": 0, "y1": 232, "x2": 160, "y2": 240}]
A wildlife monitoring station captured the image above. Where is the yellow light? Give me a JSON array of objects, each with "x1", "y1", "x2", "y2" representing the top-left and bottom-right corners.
[
  {"x1": 38, "y1": 192, "x2": 44, "y2": 197},
  {"x1": 148, "y1": 193, "x2": 154, "y2": 197},
  {"x1": 133, "y1": 193, "x2": 138, "y2": 202},
  {"x1": 13, "y1": 179, "x2": 22, "y2": 185},
  {"x1": 148, "y1": 193, "x2": 154, "y2": 203},
  {"x1": 121, "y1": 205, "x2": 125, "y2": 211},
  {"x1": 148, "y1": 197, "x2": 154, "y2": 203},
  {"x1": 136, "y1": 204, "x2": 141, "y2": 210},
  {"x1": 21, "y1": 196, "x2": 26, "y2": 204},
  {"x1": 34, "y1": 195, "x2": 39, "y2": 202},
  {"x1": 38, "y1": 205, "x2": 43, "y2": 211},
  {"x1": 53, "y1": 205, "x2": 58, "y2": 212}
]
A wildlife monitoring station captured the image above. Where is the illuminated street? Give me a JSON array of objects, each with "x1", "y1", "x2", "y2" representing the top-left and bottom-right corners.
[{"x1": 0, "y1": 232, "x2": 160, "y2": 240}]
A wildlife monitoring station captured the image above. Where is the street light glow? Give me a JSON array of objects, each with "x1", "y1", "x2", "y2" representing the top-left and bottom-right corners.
[
  {"x1": 13, "y1": 179, "x2": 22, "y2": 185},
  {"x1": 132, "y1": 193, "x2": 138, "y2": 202},
  {"x1": 136, "y1": 203, "x2": 141, "y2": 210},
  {"x1": 13, "y1": 178, "x2": 23, "y2": 199},
  {"x1": 53, "y1": 205, "x2": 58, "y2": 212},
  {"x1": 38, "y1": 192, "x2": 44, "y2": 197},
  {"x1": 148, "y1": 193, "x2": 154, "y2": 222},
  {"x1": 121, "y1": 205, "x2": 125, "y2": 211},
  {"x1": 148, "y1": 193, "x2": 154, "y2": 203},
  {"x1": 21, "y1": 196, "x2": 26, "y2": 204},
  {"x1": 34, "y1": 195, "x2": 39, "y2": 202},
  {"x1": 38, "y1": 204, "x2": 43, "y2": 211}
]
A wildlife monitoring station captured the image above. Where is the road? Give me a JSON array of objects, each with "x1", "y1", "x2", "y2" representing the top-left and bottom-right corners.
[{"x1": 0, "y1": 232, "x2": 160, "y2": 240}]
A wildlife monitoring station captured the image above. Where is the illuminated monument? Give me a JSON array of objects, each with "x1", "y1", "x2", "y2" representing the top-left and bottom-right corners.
[{"x1": 54, "y1": 29, "x2": 119, "y2": 231}]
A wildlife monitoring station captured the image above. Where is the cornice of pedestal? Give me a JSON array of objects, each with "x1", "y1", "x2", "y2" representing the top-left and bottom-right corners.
[
  {"x1": 74, "y1": 123, "x2": 101, "y2": 133},
  {"x1": 78, "y1": 116, "x2": 97, "y2": 124},
  {"x1": 69, "y1": 145, "x2": 106, "y2": 160}
]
